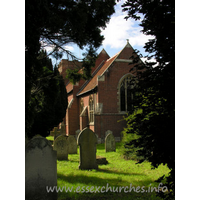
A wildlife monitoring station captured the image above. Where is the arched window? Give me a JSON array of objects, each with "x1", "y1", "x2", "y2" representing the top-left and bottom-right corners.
[
  {"x1": 89, "y1": 95, "x2": 94, "y2": 123},
  {"x1": 119, "y1": 75, "x2": 135, "y2": 112}
]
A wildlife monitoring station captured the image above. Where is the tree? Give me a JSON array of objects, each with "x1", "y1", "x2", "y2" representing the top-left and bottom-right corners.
[
  {"x1": 25, "y1": 0, "x2": 116, "y2": 138},
  {"x1": 26, "y1": 50, "x2": 68, "y2": 138},
  {"x1": 122, "y1": 0, "x2": 175, "y2": 199}
]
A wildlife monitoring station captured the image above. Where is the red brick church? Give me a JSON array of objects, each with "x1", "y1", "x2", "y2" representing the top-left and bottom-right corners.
[{"x1": 58, "y1": 41, "x2": 140, "y2": 141}]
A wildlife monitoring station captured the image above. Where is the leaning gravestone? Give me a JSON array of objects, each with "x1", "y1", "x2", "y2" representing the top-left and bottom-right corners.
[
  {"x1": 53, "y1": 135, "x2": 69, "y2": 160},
  {"x1": 77, "y1": 128, "x2": 98, "y2": 170},
  {"x1": 67, "y1": 135, "x2": 77, "y2": 154},
  {"x1": 25, "y1": 136, "x2": 57, "y2": 200},
  {"x1": 105, "y1": 132, "x2": 116, "y2": 152}
]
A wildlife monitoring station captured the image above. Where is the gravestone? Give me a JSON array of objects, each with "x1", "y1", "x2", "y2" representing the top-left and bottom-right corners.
[
  {"x1": 105, "y1": 130, "x2": 113, "y2": 138},
  {"x1": 75, "y1": 129, "x2": 81, "y2": 140},
  {"x1": 25, "y1": 136, "x2": 57, "y2": 200},
  {"x1": 50, "y1": 131, "x2": 54, "y2": 136},
  {"x1": 53, "y1": 135, "x2": 69, "y2": 160},
  {"x1": 77, "y1": 128, "x2": 98, "y2": 170},
  {"x1": 51, "y1": 127, "x2": 61, "y2": 140},
  {"x1": 67, "y1": 135, "x2": 77, "y2": 154},
  {"x1": 59, "y1": 122, "x2": 66, "y2": 136},
  {"x1": 105, "y1": 132, "x2": 116, "y2": 152},
  {"x1": 95, "y1": 134, "x2": 102, "y2": 144}
]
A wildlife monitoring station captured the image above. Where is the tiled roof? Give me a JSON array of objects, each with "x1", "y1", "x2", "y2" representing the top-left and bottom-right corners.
[
  {"x1": 65, "y1": 41, "x2": 134, "y2": 97},
  {"x1": 77, "y1": 52, "x2": 120, "y2": 96},
  {"x1": 66, "y1": 82, "x2": 74, "y2": 94},
  {"x1": 65, "y1": 48, "x2": 111, "y2": 95}
]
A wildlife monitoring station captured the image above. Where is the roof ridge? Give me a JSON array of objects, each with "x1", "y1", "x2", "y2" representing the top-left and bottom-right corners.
[
  {"x1": 99, "y1": 48, "x2": 110, "y2": 57},
  {"x1": 100, "y1": 51, "x2": 121, "y2": 76},
  {"x1": 92, "y1": 60, "x2": 105, "y2": 76},
  {"x1": 100, "y1": 42, "x2": 134, "y2": 76},
  {"x1": 76, "y1": 60, "x2": 105, "y2": 96},
  {"x1": 76, "y1": 42, "x2": 134, "y2": 96},
  {"x1": 106, "y1": 51, "x2": 120, "y2": 62}
]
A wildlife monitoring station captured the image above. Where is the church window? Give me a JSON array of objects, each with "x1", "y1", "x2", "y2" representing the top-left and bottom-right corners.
[
  {"x1": 89, "y1": 95, "x2": 94, "y2": 123},
  {"x1": 120, "y1": 75, "x2": 135, "y2": 112}
]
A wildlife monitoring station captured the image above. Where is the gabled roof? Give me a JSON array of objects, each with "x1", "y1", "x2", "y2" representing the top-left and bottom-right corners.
[
  {"x1": 66, "y1": 41, "x2": 135, "y2": 97},
  {"x1": 76, "y1": 41, "x2": 134, "y2": 96},
  {"x1": 66, "y1": 82, "x2": 74, "y2": 94},
  {"x1": 65, "y1": 48, "x2": 110, "y2": 94},
  {"x1": 77, "y1": 52, "x2": 120, "y2": 96}
]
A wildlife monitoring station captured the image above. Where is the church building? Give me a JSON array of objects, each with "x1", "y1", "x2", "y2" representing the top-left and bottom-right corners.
[{"x1": 58, "y1": 40, "x2": 141, "y2": 141}]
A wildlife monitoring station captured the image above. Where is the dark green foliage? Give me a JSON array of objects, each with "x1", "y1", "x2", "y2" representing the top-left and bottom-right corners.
[
  {"x1": 122, "y1": 0, "x2": 174, "y2": 65},
  {"x1": 81, "y1": 47, "x2": 98, "y2": 80},
  {"x1": 122, "y1": 0, "x2": 175, "y2": 199},
  {"x1": 26, "y1": 0, "x2": 116, "y2": 58},
  {"x1": 26, "y1": 0, "x2": 116, "y2": 138},
  {"x1": 66, "y1": 68, "x2": 83, "y2": 85},
  {"x1": 66, "y1": 46, "x2": 98, "y2": 84},
  {"x1": 27, "y1": 50, "x2": 68, "y2": 138}
]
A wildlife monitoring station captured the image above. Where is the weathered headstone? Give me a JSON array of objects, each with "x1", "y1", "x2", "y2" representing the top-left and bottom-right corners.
[
  {"x1": 77, "y1": 128, "x2": 98, "y2": 170},
  {"x1": 51, "y1": 127, "x2": 61, "y2": 140},
  {"x1": 105, "y1": 130, "x2": 113, "y2": 138},
  {"x1": 95, "y1": 133, "x2": 102, "y2": 144},
  {"x1": 50, "y1": 130, "x2": 54, "y2": 136},
  {"x1": 25, "y1": 136, "x2": 57, "y2": 200},
  {"x1": 53, "y1": 135, "x2": 69, "y2": 160},
  {"x1": 59, "y1": 122, "x2": 66, "y2": 136},
  {"x1": 67, "y1": 135, "x2": 77, "y2": 154},
  {"x1": 105, "y1": 132, "x2": 116, "y2": 152}
]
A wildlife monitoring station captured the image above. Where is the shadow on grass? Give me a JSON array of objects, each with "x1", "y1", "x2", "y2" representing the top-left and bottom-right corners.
[
  {"x1": 57, "y1": 173, "x2": 161, "y2": 200},
  {"x1": 96, "y1": 168, "x2": 145, "y2": 176},
  {"x1": 57, "y1": 173, "x2": 127, "y2": 186},
  {"x1": 57, "y1": 172, "x2": 153, "y2": 188},
  {"x1": 67, "y1": 159, "x2": 79, "y2": 163}
]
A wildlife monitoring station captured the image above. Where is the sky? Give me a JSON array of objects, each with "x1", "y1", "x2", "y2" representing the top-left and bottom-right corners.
[
  {"x1": 98, "y1": 0, "x2": 154, "y2": 57},
  {"x1": 49, "y1": 0, "x2": 155, "y2": 66}
]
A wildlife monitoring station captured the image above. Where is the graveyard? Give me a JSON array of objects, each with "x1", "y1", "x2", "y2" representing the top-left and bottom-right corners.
[
  {"x1": 56, "y1": 143, "x2": 169, "y2": 200},
  {"x1": 25, "y1": 128, "x2": 170, "y2": 200},
  {"x1": 45, "y1": 132, "x2": 170, "y2": 200}
]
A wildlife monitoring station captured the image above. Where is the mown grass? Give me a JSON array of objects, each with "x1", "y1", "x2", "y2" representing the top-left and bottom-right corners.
[{"x1": 55, "y1": 142, "x2": 170, "y2": 200}]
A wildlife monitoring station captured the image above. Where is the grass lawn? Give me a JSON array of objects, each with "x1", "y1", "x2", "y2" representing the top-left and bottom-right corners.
[
  {"x1": 54, "y1": 142, "x2": 170, "y2": 200},
  {"x1": 46, "y1": 135, "x2": 54, "y2": 141}
]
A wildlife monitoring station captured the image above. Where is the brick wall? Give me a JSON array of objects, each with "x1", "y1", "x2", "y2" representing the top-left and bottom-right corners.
[
  {"x1": 98, "y1": 61, "x2": 135, "y2": 114},
  {"x1": 94, "y1": 45, "x2": 138, "y2": 138},
  {"x1": 63, "y1": 44, "x2": 141, "y2": 139},
  {"x1": 94, "y1": 114, "x2": 126, "y2": 138}
]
